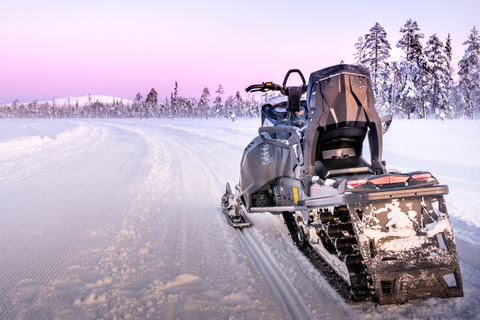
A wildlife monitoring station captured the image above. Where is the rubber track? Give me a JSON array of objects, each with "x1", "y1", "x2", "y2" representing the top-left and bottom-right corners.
[{"x1": 281, "y1": 213, "x2": 375, "y2": 303}]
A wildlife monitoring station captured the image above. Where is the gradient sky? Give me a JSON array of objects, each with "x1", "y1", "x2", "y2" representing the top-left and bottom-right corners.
[{"x1": 1, "y1": 0, "x2": 479, "y2": 104}]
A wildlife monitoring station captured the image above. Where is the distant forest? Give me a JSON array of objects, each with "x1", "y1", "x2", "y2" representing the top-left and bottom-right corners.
[
  {"x1": 1, "y1": 20, "x2": 479, "y2": 120},
  {"x1": 0, "y1": 84, "x2": 262, "y2": 121}
]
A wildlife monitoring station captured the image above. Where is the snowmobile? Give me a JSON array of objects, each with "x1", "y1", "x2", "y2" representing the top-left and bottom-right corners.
[{"x1": 221, "y1": 64, "x2": 463, "y2": 304}]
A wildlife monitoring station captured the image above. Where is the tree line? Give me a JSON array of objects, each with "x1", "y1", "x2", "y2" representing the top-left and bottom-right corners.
[
  {"x1": 0, "y1": 84, "x2": 263, "y2": 120},
  {"x1": 354, "y1": 20, "x2": 479, "y2": 119},
  {"x1": 1, "y1": 19, "x2": 478, "y2": 120}
]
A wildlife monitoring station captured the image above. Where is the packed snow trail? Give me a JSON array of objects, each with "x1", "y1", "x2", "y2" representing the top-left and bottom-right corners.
[{"x1": 0, "y1": 118, "x2": 479, "y2": 319}]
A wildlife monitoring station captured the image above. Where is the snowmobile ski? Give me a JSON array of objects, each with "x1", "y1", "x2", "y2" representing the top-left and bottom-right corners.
[{"x1": 221, "y1": 183, "x2": 251, "y2": 228}]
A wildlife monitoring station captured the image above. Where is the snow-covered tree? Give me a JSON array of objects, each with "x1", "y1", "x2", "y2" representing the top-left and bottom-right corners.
[
  {"x1": 458, "y1": 26, "x2": 480, "y2": 119},
  {"x1": 233, "y1": 91, "x2": 244, "y2": 117},
  {"x1": 397, "y1": 20, "x2": 424, "y2": 64},
  {"x1": 424, "y1": 34, "x2": 451, "y2": 118},
  {"x1": 145, "y1": 88, "x2": 158, "y2": 117},
  {"x1": 214, "y1": 85, "x2": 224, "y2": 118},
  {"x1": 395, "y1": 20, "x2": 426, "y2": 118},
  {"x1": 133, "y1": 92, "x2": 143, "y2": 119},
  {"x1": 224, "y1": 95, "x2": 234, "y2": 120},
  {"x1": 198, "y1": 87, "x2": 211, "y2": 119},
  {"x1": 363, "y1": 22, "x2": 391, "y2": 76},
  {"x1": 363, "y1": 22, "x2": 391, "y2": 110},
  {"x1": 444, "y1": 33, "x2": 456, "y2": 118},
  {"x1": 353, "y1": 36, "x2": 366, "y2": 67},
  {"x1": 374, "y1": 63, "x2": 393, "y2": 115},
  {"x1": 170, "y1": 81, "x2": 178, "y2": 119},
  {"x1": 395, "y1": 61, "x2": 417, "y2": 118}
]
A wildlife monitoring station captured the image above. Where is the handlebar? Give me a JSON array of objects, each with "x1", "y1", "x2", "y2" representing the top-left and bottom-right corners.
[
  {"x1": 245, "y1": 69, "x2": 307, "y2": 96},
  {"x1": 245, "y1": 82, "x2": 286, "y2": 94}
]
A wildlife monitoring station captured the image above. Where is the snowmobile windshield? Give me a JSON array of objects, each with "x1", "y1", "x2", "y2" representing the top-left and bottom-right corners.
[{"x1": 306, "y1": 64, "x2": 371, "y2": 114}]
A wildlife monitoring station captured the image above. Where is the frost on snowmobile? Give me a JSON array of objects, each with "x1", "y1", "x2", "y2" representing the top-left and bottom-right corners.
[{"x1": 222, "y1": 64, "x2": 463, "y2": 304}]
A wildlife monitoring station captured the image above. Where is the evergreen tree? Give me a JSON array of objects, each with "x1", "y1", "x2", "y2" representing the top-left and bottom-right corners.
[
  {"x1": 214, "y1": 85, "x2": 224, "y2": 118},
  {"x1": 52, "y1": 98, "x2": 57, "y2": 118},
  {"x1": 198, "y1": 87, "x2": 211, "y2": 119},
  {"x1": 353, "y1": 36, "x2": 366, "y2": 67},
  {"x1": 394, "y1": 60, "x2": 419, "y2": 118},
  {"x1": 233, "y1": 91, "x2": 244, "y2": 117},
  {"x1": 445, "y1": 33, "x2": 453, "y2": 66},
  {"x1": 363, "y1": 22, "x2": 391, "y2": 109},
  {"x1": 133, "y1": 92, "x2": 143, "y2": 119},
  {"x1": 396, "y1": 20, "x2": 425, "y2": 118},
  {"x1": 145, "y1": 88, "x2": 158, "y2": 117},
  {"x1": 458, "y1": 26, "x2": 480, "y2": 119},
  {"x1": 33, "y1": 100, "x2": 38, "y2": 119},
  {"x1": 424, "y1": 34, "x2": 450, "y2": 119},
  {"x1": 397, "y1": 20, "x2": 424, "y2": 64},
  {"x1": 170, "y1": 81, "x2": 178, "y2": 119},
  {"x1": 145, "y1": 88, "x2": 158, "y2": 104},
  {"x1": 444, "y1": 33, "x2": 456, "y2": 118},
  {"x1": 224, "y1": 95, "x2": 234, "y2": 120},
  {"x1": 375, "y1": 63, "x2": 393, "y2": 115},
  {"x1": 363, "y1": 22, "x2": 391, "y2": 75}
]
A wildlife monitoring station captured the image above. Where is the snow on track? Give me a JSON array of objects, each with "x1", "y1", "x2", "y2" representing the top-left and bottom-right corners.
[{"x1": 0, "y1": 118, "x2": 479, "y2": 319}]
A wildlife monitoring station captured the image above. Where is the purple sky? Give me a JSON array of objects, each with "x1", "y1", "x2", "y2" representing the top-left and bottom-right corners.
[{"x1": 1, "y1": 0, "x2": 479, "y2": 104}]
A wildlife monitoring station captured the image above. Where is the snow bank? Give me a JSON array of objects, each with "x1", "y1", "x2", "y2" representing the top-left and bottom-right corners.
[{"x1": 0, "y1": 123, "x2": 88, "y2": 159}]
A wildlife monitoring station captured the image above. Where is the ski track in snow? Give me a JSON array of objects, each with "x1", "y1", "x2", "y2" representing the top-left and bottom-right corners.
[{"x1": 0, "y1": 118, "x2": 479, "y2": 319}]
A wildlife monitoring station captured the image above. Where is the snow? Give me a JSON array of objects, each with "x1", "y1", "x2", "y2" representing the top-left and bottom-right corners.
[{"x1": 0, "y1": 118, "x2": 479, "y2": 319}]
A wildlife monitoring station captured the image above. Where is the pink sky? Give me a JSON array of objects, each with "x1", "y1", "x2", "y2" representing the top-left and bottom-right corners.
[{"x1": 1, "y1": 0, "x2": 479, "y2": 104}]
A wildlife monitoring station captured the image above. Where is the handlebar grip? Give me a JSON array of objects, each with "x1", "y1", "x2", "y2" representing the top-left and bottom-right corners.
[{"x1": 245, "y1": 82, "x2": 284, "y2": 93}]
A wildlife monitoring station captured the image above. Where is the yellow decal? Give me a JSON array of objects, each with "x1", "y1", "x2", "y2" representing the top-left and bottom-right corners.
[{"x1": 293, "y1": 187, "x2": 299, "y2": 204}]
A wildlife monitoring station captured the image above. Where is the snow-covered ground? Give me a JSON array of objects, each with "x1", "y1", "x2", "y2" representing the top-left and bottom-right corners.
[{"x1": 0, "y1": 118, "x2": 478, "y2": 320}]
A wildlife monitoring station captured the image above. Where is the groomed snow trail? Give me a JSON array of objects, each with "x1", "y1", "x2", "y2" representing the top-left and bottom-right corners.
[{"x1": 0, "y1": 118, "x2": 479, "y2": 320}]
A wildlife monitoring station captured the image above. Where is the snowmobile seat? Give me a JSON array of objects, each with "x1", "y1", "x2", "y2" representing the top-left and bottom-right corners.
[{"x1": 315, "y1": 126, "x2": 373, "y2": 179}]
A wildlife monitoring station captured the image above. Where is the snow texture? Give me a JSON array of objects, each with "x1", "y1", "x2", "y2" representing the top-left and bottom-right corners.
[{"x1": 0, "y1": 118, "x2": 479, "y2": 319}]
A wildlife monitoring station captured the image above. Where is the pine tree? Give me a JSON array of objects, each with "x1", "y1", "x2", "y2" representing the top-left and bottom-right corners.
[
  {"x1": 458, "y1": 26, "x2": 480, "y2": 119},
  {"x1": 182, "y1": 97, "x2": 195, "y2": 117},
  {"x1": 224, "y1": 95, "x2": 234, "y2": 119},
  {"x1": 33, "y1": 100, "x2": 38, "y2": 119},
  {"x1": 198, "y1": 87, "x2": 211, "y2": 119},
  {"x1": 363, "y1": 22, "x2": 391, "y2": 75},
  {"x1": 396, "y1": 20, "x2": 425, "y2": 118},
  {"x1": 170, "y1": 81, "x2": 178, "y2": 119},
  {"x1": 233, "y1": 91, "x2": 244, "y2": 117},
  {"x1": 353, "y1": 36, "x2": 366, "y2": 67},
  {"x1": 375, "y1": 63, "x2": 393, "y2": 115},
  {"x1": 424, "y1": 34, "x2": 450, "y2": 119},
  {"x1": 445, "y1": 33, "x2": 453, "y2": 65},
  {"x1": 397, "y1": 20, "x2": 424, "y2": 64},
  {"x1": 145, "y1": 88, "x2": 158, "y2": 117},
  {"x1": 133, "y1": 92, "x2": 143, "y2": 119},
  {"x1": 214, "y1": 85, "x2": 224, "y2": 118},
  {"x1": 363, "y1": 22, "x2": 391, "y2": 111},
  {"x1": 444, "y1": 33, "x2": 456, "y2": 118},
  {"x1": 394, "y1": 60, "x2": 418, "y2": 118}
]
